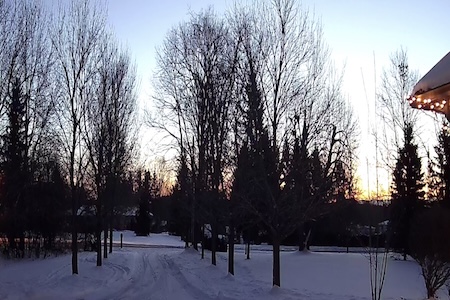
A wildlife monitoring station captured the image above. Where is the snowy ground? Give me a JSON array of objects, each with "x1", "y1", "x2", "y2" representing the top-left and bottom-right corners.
[{"x1": 0, "y1": 231, "x2": 443, "y2": 300}]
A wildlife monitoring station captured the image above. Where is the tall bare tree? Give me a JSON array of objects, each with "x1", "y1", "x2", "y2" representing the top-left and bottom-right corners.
[
  {"x1": 0, "y1": 1, "x2": 56, "y2": 175},
  {"x1": 0, "y1": 1, "x2": 57, "y2": 255},
  {"x1": 377, "y1": 48, "x2": 419, "y2": 170},
  {"x1": 152, "y1": 8, "x2": 239, "y2": 265},
  {"x1": 50, "y1": 0, "x2": 106, "y2": 274},
  {"x1": 229, "y1": 0, "x2": 358, "y2": 287},
  {"x1": 153, "y1": 0, "x2": 358, "y2": 287},
  {"x1": 84, "y1": 38, "x2": 137, "y2": 265}
]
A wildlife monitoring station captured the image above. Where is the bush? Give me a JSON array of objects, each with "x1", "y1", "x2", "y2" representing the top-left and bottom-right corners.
[{"x1": 410, "y1": 206, "x2": 450, "y2": 299}]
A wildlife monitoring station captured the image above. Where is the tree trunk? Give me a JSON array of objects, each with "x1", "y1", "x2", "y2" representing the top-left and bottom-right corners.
[
  {"x1": 201, "y1": 225, "x2": 205, "y2": 259},
  {"x1": 109, "y1": 188, "x2": 113, "y2": 254},
  {"x1": 304, "y1": 228, "x2": 312, "y2": 251},
  {"x1": 109, "y1": 179, "x2": 115, "y2": 254},
  {"x1": 272, "y1": 237, "x2": 281, "y2": 287},
  {"x1": 211, "y1": 223, "x2": 217, "y2": 266},
  {"x1": 96, "y1": 202, "x2": 102, "y2": 266},
  {"x1": 19, "y1": 234, "x2": 25, "y2": 258},
  {"x1": 71, "y1": 188, "x2": 78, "y2": 273},
  {"x1": 228, "y1": 224, "x2": 235, "y2": 275},
  {"x1": 96, "y1": 229, "x2": 102, "y2": 266},
  {"x1": 191, "y1": 202, "x2": 197, "y2": 250},
  {"x1": 103, "y1": 228, "x2": 108, "y2": 259},
  {"x1": 109, "y1": 226, "x2": 113, "y2": 254},
  {"x1": 298, "y1": 224, "x2": 304, "y2": 251},
  {"x1": 246, "y1": 240, "x2": 250, "y2": 260}
]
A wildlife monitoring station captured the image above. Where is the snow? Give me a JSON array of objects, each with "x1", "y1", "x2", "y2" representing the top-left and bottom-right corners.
[
  {"x1": 0, "y1": 231, "x2": 444, "y2": 300},
  {"x1": 112, "y1": 230, "x2": 185, "y2": 248},
  {"x1": 412, "y1": 51, "x2": 450, "y2": 96}
]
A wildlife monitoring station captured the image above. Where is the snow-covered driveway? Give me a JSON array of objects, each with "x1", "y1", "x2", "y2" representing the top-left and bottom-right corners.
[{"x1": 0, "y1": 248, "x2": 222, "y2": 300}]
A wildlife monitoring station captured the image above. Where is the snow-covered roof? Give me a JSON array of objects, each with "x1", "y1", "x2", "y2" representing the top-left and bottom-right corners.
[
  {"x1": 412, "y1": 51, "x2": 450, "y2": 96},
  {"x1": 122, "y1": 206, "x2": 153, "y2": 217},
  {"x1": 123, "y1": 206, "x2": 139, "y2": 217},
  {"x1": 408, "y1": 51, "x2": 450, "y2": 119},
  {"x1": 77, "y1": 205, "x2": 96, "y2": 216}
]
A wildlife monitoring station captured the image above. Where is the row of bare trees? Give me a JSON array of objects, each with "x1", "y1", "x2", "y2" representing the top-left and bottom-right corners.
[
  {"x1": 152, "y1": 0, "x2": 358, "y2": 287},
  {"x1": 0, "y1": 0, "x2": 137, "y2": 273}
]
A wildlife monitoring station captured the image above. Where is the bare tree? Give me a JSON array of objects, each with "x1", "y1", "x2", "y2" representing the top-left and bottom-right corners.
[
  {"x1": 0, "y1": 1, "x2": 57, "y2": 255},
  {"x1": 410, "y1": 206, "x2": 450, "y2": 299},
  {"x1": 84, "y1": 38, "x2": 137, "y2": 265},
  {"x1": 50, "y1": 0, "x2": 107, "y2": 274},
  {"x1": 377, "y1": 48, "x2": 419, "y2": 170},
  {"x1": 152, "y1": 8, "x2": 239, "y2": 265},
  {"x1": 83, "y1": 34, "x2": 109, "y2": 266},
  {"x1": 366, "y1": 218, "x2": 389, "y2": 300},
  {"x1": 105, "y1": 47, "x2": 138, "y2": 254},
  {"x1": 153, "y1": 0, "x2": 358, "y2": 287},
  {"x1": 259, "y1": 0, "x2": 324, "y2": 149},
  {"x1": 229, "y1": 0, "x2": 358, "y2": 287},
  {"x1": 0, "y1": 0, "x2": 15, "y2": 121},
  {"x1": 0, "y1": 1, "x2": 56, "y2": 175}
]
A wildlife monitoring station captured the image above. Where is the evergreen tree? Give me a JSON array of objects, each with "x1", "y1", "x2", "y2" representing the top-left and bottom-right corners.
[
  {"x1": 169, "y1": 158, "x2": 191, "y2": 242},
  {"x1": 28, "y1": 162, "x2": 68, "y2": 252},
  {"x1": 285, "y1": 134, "x2": 311, "y2": 250},
  {"x1": 230, "y1": 65, "x2": 273, "y2": 262},
  {"x1": 389, "y1": 123, "x2": 424, "y2": 259},
  {"x1": 333, "y1": 160, "x2": 348, "y2": 203},
  {"x1": 1, "y1": 78, "x2": 30, "y2": 253},
  {"x1": 135, "y1": 171, "x2": 152, "y2": 236},
  {"x1": 433, "y1": 124, "x2": 450, "y2": 206}
]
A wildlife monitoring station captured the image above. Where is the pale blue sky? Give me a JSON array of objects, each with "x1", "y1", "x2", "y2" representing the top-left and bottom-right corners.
[{"x1": 107, "y1": 0, "x2": 450, "y2": 195}]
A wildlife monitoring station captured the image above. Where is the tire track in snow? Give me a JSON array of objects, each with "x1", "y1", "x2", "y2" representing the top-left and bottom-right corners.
[
  {"x1": 111, "y1": 249, "x2": 220, "y2": 300},
  {"x1": 158, "y1": 253, "x2": 218, "y2": 300},
  {"x1": 109, "y1": 249, "x2": 172, "y2": 300}
]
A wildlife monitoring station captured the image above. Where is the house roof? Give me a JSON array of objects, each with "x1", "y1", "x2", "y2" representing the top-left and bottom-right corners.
[{"x1": 412, "y1": 51, "x2": 450, "y2": 97}]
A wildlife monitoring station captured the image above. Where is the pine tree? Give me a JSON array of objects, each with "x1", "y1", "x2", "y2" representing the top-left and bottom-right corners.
[
  {"x1": 434, "y1": 124, "x2": 450, "y2": 206},
  {"x1": 286, "y1": 134, "x2": 311, "y2": 250},
  {"x1": 29, "y1": 162, "x2": 68, "y2": 253},
  {"x1": 390, "y1": 123, "x2": 424, "y2": 259},
  {"x1": 1, "y1": 78, "x2": 30, "y2": 254},
  {"x1": 169, "y1": 157, "x2": 191, "y2": 243},
  {"x1": 135, "y1": 171, "x2": 152, "y2": 236}
]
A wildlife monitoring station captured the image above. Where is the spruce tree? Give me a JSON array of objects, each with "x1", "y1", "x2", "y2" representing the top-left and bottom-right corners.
[
  {"x1": 390, "y1": 123, "x2": 424, "y2": 259},
  {"x1": 287, "y1": 134, "x2": 311, "y2": 250},
  {"x1": 135, "y1": 171, "x2": 152, "y2": 236},
  {"x1": 434, "y1": 124, "x2": 450, "y2": 206},
  {"x1": 170, "y1": 157, "x2": 191, "y2": 243},
  {"x1": 1, "y1": 78, "x2": 29, "y2": 253}
]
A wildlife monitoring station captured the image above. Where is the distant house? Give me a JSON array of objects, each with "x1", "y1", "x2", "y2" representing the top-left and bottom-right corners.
[
  {"x1": 77, "y1": 205, "x2": 96, "y2": 234},
  {"x1": 352, "y1": 220, "x2": 389, "y2": 237},
  {"x1": 115, "y1": 206, "x2": 153, "y2": 231}
]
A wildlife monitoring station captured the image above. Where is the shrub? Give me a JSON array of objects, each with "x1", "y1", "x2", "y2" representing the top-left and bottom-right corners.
[{"x1": 410, "y1": 206, "x2": 450, "y2": 299}]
